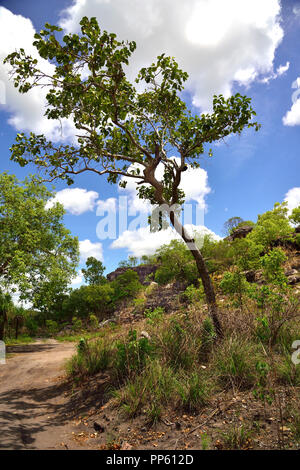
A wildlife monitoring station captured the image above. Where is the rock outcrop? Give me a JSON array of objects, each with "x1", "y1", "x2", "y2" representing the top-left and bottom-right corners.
[
  {"x1": 144, "y1": 281, "x2": 185, "y2": 312},
  {"x1": 226, "y1": 225, "x2": 254, "y2": 242},
  {"x1": 107, "y1": 264, "x2": 158, "y2": 285}
]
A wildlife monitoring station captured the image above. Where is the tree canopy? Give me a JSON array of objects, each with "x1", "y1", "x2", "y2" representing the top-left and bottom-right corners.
[
  {"x1": 82, "y1": 256, "x2": 106, "y2": 285},
  {"x1": 0, "y1": 173, "x2": 79, "y2": 318},
  {"x1": 4, "y1": 16, "x2": 261, "y2": 336},
  {"x1": 5, "y1": 17, "x2": 260, "y2": 198}
]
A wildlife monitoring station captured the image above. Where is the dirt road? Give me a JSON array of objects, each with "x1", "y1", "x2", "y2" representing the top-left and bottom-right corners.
[{"x1": 0, "y1": 339, "x2": 77, "y2": 450}]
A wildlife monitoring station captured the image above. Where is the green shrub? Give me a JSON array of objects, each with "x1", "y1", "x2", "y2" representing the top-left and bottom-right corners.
[
  {"x1": 77, "y1": 337, "x2": 87, "y2": 354},
  {"x1": 212, "y1": 336, "x2": 262, "y2": 390},
  {"x1": 219, "y1": 271, "x2": 250, "y2": 307},
  {"x1": 114, "y1": 360, "x2": 176, "y2": 419},
  {"x1": 253, "y1": 360, "x2": 273, "y2": 405},
  {"x1": 45, "y1": 319, "x2": 59, "y2": 335},
  {"x1": 114, "y1": 329, "x2": 153, "y2": 379},
  {"x1": 254, "y1": 316, "x2": 271, "y2": 344},
  {"x1": 158, "y1": 318, "x2": 195, "y2": 370},
  {"x1": 144, "y1": 307, "x2": 164, "y2": 325},
  {"x1": 176, "y1": 371, "x2": 211, "y2": 411},
  {"x1": 112, "y1": 270, "x2": 142, "y2": 301},
  {"x1": 232, "y1": 237, "x2": 262, "y2": 271},
  {"x1": 260, "y1": 248, "x2": 287, "y2": 286},
  {"x1": 67, "y1": 339, "x2": 111, "y2": 380},
  {"x1": 248, "y1": 202, "x2": 293, "y2": 249},
  {"x1": 219, "y1": 424, "x2": 253, "y2": 450},
  {"x1": 154, "y1": 240, "x2": 198, "y2": 285},
  {"x1": 25, "y1": 317, "x2": 38, "y2": 336},
  {"x1": 89, "y1": 314, "x2": 98, "y2": 329},
  {"x1": 276, "y1": 354, "x2": 300, "y2": 386},
  {"x1": 72, "y1": 316, "x2": 83, "y2": 330},
  {"x1": 199, "y1": 317, "x2": 216, "y2": 359},
  {"x1": 182, "y1": 284, "x2": 205, "y2": 304},
  {"x1": 64, "y1": 283, "x2": 115, "y2": 321}
]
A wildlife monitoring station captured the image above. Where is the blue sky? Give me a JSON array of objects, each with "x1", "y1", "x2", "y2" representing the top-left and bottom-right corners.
[{"x1": 0, "y1": 0, "x2": 299, "y2": 284}]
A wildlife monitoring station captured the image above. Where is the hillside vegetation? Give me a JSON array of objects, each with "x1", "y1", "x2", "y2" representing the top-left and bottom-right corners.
[
  {"x1": 3, "y1": 202, "x2": 300, "y2": 449},
  {"x1": 53, "y1": 202, "x2": 300, "y2": 450}
]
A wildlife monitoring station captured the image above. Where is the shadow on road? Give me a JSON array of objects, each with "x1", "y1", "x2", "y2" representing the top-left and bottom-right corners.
[
  {"x1": 6, "y1": 343, "x2": 58, "y2": 354},
  {"x1": 0, "y1": 373, "x2": 109, "y2": 449}
]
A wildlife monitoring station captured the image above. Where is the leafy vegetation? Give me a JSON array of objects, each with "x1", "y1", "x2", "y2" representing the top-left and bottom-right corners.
[{"x1": 1, "y1": 13, "x2": 300, "y2": 450}]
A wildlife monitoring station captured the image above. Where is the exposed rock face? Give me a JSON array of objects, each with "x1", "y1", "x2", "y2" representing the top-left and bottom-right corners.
[
  {"x1": 144, "y1": 280, "x2": 185, "y2": 312},
  {"x1": 107, "y1": 264, "x2": 158, "y2": 285},
  {"x1": 226, "y1": 225, "x2": 254, "y2": 242},
  {"x1": 287, "y1": 273, "x2": 300, "y2": 285}
]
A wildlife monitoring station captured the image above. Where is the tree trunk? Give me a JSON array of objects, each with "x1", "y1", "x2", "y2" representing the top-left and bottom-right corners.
[
  {"x1": 0, "y1": 310, "x2": 7, "y2": 342},
  {"x1": 15, "y1": 316, "x2": 19, "y2": 340},
  {"x1": 169, "y1": 212, "x2": 223, "y2": 337}
]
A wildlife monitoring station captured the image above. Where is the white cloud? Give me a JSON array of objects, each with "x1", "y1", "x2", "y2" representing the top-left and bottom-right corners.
[
  {"x1": 46, "y1": 187, "x2": 99, "y2": 215},
  {"x1": 111, "y1": 224, "x2": 221, "y2": 257},
  {"x1": 70, "y1": 270, "x2": 84, "y2": 286},
  {"x1": 0, "y1": 7, "x2": 76, "y2": 140},
  {"x1": 276, "y1": 61, "x2": 290, "y2": 76},
  {"x1": 1, "y1": 2, "x2": 285, "y2": 136},
  {"x1": 96, "y1": 197, "x2": 117, "y2": 213},
  {"x1": 260, "y1": 61, "x2": 290, "y2": 84},
  {"x1": 79, "y1": 239, "x2": 103, "y2": 261},
  {"x1": 283, "y1": 97, "x2": 300, "y2": 126},
  {"x1": 284, "y1": 187, "x2": 300, "y2": 212},
  {"x1": 60, "y1": 0, "x2": 283, "y2": 111},
  {"x1": 293, "y1": 5, "x2": 300, "y2": 17}
]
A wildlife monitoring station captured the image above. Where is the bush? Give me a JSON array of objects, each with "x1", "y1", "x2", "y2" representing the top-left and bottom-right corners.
[
  {"x1": 219, "y1": 271, "x2": 250, "y2": 307},
  {"x1": 199, "y1": 317, "x2": 216, "y2": 360},
  {"x1": 89, "y1": 314, "x2": 98, "y2": 329},
  {"x1": 114, "y1": 360, "x2": 177, "y2": 420},
  {"x1": 25, "y1": 317, "x2": 38, "y2": 336},
  {"x1": 114, "y1": 329, "x2": 153, "y2": 380},
  {"x1": 45, "y1": 319, "x2": 59, "y2": 335},
  {"x1": 157, "y1": 318, "x2": 197, "y2": 370},
  {"x1": 64, "y1": 283, "x2": 115, "y2": 320},
  {"x1": 176, "y1": 371, "x2": 211, "y2": 411},
  {"x1": 144, "y1": 307, "x2": 164, "y2": 325},
  {"x1": 67, "y1": 339, "x2": 111, "y2": 380},
  {"x1": 182, "y1": 284, "x2": 205, "y2": 304},
  {"x1": 248, "y1": 202, "x2": 293, "y2": 249},
  {"x1": 211, "y1": 336, "x2": 263, "y2": 390},
  {"x1": 219, "y1": 424, "x2": 253, "y2": 450},
  {"x1": 254, "y1": 316, "x2": 271, "y2": 344},
  {"x1": 276, "y1": 354, "x2": 300, "y2": 386},
  {"x1": 154, "y1": 240, "x2": 198, "y2": 285},
  {"x1": 260, "y1": 248, "x2": 287, "y2": 286},
  {"x1": 232, "y1": 238, "x2": 262, "y2": 271},
  {"x1": 72, "y1": 316, "x2": 83, "y2": 330},
  {"x1": 112, "y1": 270, "x2": 142, "y2": 302}
]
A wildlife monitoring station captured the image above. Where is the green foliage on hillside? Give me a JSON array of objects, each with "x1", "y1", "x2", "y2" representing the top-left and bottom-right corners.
[{"x1": 81, "y1": 257, "x2": 106, "y2": 285}]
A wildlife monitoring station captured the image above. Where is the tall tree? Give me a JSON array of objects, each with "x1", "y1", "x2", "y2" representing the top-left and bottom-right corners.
[
  {"x1": 82, "y1": 256, "x2": 106, "y2": 285},
  {"x1": 0, "y1": 290, "x2": 13, "y2": 342},
  {"x1": 223, "y1": 217, "x2": 245, "y2": 236},
  {"x1": 0, "y1": 172, "x2": 79, "y2": 339},
  {"x1": 4, "y1": 17, "x2": 260, "y2": 336}
]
